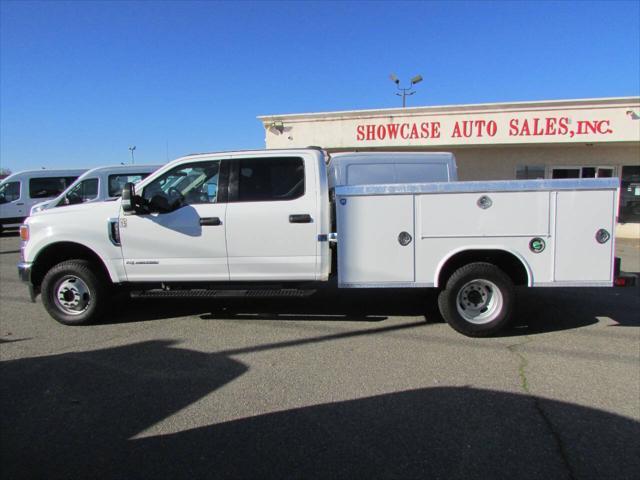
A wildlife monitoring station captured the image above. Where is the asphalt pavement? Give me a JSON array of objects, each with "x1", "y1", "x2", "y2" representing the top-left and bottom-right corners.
[{"x1": 1, "y1": 232, "x2": 638, "y2": 479}]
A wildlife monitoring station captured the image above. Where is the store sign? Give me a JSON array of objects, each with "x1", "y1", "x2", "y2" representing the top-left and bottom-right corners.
[
  {"x1": 262, "y1": 102, "x2": 640, "y2": 149},
  {"x1": 355, "y1": 117, "x2": 615, "y2": 142}
]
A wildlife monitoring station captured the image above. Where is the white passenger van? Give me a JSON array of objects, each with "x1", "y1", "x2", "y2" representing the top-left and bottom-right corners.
[
  {"x1": 30, "y1": 164, "x2": 162, "y2": 214},
  {"x1": 0, "y1": 169, "x2": 87, "y2": 232}
]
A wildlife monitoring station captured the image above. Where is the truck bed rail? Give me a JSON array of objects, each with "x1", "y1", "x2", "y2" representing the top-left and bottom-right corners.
[{"x1": 335, "y1": 178, "x2": 619, "y2": 197}]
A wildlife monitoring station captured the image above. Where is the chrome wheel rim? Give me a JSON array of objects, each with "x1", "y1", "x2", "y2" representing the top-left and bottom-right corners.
[
  {"x1": 54, "y1": 276, "x2": 91, "y2": 315},
  {"x1": 456, "y1": 279, "x2": 503, "y2": 325}
]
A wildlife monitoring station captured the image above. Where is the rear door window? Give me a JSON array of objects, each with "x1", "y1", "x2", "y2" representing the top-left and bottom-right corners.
[{"x1": 233, "y1": 157, "x2": 304, "y2": 202}]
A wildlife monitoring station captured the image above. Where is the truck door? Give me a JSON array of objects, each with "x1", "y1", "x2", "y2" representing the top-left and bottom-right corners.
[
  {"x1": 225, "y1": 155, "x2": 319, "y2": 281},
  {"x1": 119, "y1": 159, "x2": 229, "y2": 282}
]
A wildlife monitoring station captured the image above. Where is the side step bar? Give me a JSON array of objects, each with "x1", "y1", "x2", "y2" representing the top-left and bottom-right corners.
[{"x1": 130, "y1": 288, "x2": 317, "y2": 299}]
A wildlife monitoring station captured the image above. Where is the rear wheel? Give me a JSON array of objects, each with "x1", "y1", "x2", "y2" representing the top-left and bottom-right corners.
[
  {"x1": 41, "y1": 259, "x2": 110, "y2": 325},
  {"x1": 438, "y1": 262, "x2": 514, "y2": 337}
]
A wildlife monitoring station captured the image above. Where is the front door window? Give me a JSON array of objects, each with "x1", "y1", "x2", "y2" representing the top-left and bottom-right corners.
[{"x1": 141, "y1": 161, "x2": 220, "y2": 212}]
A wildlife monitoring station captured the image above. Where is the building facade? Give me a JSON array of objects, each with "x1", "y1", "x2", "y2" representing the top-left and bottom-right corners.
[{"x1": 258, "y1": 97, "x2": 640, "y2": 237}]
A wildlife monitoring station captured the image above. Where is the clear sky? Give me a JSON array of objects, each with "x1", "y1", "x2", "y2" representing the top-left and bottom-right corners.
[{"x1": 1, "y1": 0, "x2": 639, "y2": 171}]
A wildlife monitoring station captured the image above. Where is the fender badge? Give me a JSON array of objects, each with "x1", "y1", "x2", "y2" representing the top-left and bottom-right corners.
[{"x1": 529, "y1": 237, "x2": 546, "y2": 253}]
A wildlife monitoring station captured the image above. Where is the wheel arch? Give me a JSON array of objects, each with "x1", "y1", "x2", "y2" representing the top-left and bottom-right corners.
[
  {"x1": 435, "y1": 247, "x2": 532, "y2": 288},
  {"x1": 31, "y1": 242, "x2": 116, "y2": 289}
]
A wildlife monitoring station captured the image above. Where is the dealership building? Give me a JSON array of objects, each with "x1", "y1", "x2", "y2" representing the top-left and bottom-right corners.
[{"x1": 258, "y1": 96, "x2": 640, "y2": 238}]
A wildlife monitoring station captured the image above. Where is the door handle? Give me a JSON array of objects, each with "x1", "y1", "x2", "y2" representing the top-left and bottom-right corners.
[
  {"x1": 199, "y1": 217, "x2": 221, "y2": 226},
  {"x1": 289, "y1": 214, "x2": 312, "y2": 223},
  {"x1": 16, "y1": 203, "x2": 24, "y2": 206}
]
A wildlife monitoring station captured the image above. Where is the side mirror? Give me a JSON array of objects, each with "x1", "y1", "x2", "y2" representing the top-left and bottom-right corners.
[{"x1": 121, "y1": 182, "x2": 135, "y2": 213}]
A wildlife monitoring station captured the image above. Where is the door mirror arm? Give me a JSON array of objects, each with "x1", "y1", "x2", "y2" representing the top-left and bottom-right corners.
[
  {"x1": 133, "y1": 195, "x2": 150, "y2": 214},
  {"x1": 121, "y1": 183, "x2": 136, "y2": 213}
]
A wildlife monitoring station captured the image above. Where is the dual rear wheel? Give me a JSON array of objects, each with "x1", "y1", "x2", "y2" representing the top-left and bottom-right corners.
[{"x1": 438, "y1": 262, "x2": 515, "y2": 337}]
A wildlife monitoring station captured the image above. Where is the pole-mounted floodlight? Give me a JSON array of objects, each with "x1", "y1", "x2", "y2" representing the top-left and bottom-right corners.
[
  {"x1": 390, "y1": 73, "x2": 423, "y2": 108},
  {"x1": 129, "y1": 145, "x2": 136, "y2": 164}
]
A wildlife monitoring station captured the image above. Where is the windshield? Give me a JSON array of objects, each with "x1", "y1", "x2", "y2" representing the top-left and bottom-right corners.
[
  {"x1": 61, "y1": 178, "x2": 99, "y2": 205},
  {"x1": 108, "y1": 173, "x2": 150, "y2": 197}
]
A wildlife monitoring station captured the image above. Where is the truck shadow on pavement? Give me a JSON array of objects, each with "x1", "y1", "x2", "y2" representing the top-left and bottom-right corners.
[
  {"x1": 1, "y1": 338, "x2": 638, "y2": 480},
  {"x1": 109, "y1": 288, "x2": 437, "y2": 325},
  {"x1": 508, "y1": 283, "x2": 640, "y2": 335},
  {"x1": 107, "y1": 283, "x2": 639, "y2": 336}
]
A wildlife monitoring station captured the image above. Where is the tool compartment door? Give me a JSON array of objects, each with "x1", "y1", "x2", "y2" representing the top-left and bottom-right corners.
[
  {"x1": 337, "y1": 194, "x2": 415, "y2": 285},
  {"x1": 554, "y1": 189, "x2": 616, "y2": 282}
]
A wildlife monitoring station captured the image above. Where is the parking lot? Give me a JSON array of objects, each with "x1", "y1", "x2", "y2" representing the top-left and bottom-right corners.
[{"x1": 0, "y1": 231, "x2": 638, "y2": 479}]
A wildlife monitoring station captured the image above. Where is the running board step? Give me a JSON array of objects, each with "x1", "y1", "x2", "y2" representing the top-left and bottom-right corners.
[{"x1": 130, "y1": 288, "x2": 316, "y2": 299}]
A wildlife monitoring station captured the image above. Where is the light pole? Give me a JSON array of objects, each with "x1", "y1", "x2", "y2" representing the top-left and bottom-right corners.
[
  {"x1": 390, "y1": 73, "x2": 423, "y2": 108},
  {"x1": 129, "y1": 146, "x2": 136, "y2": 164}
]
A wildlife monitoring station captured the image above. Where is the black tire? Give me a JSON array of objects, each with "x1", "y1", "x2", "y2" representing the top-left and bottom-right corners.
[
  {"x1": 41, "y1": 259, "x2": 110, "y2": 326},
  {"x1": 438, "y1": 262, "x2": 514, "y2": 337}
]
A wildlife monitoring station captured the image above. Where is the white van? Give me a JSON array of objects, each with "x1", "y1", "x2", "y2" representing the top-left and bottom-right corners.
[
  {"x1": 0, "y1": 169, "x2": 87, "y2": 232},
  {"x1": 30, "y1": 164, "x2": 162, "y2": 215},
  {"x1": 328, "y1": 152, "x2": 458, "y2": 187}
]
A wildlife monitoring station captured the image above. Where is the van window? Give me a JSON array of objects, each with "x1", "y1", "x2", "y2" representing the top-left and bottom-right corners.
[
  {"x1": 236, "y1": 157, "x2": 304, "y2": 202},
  {"x1": 108, "y1": 173, "x2": 151, "y2": 197},
  {"x1": 30, "y1": 176, "x2": 78, "y2": 199},
  {"x1": 0, "y1": 181, "x2": 20, "y2": 203},
  {"x1": 64, "y1": 178, "x2": 99, "y2": 205}
]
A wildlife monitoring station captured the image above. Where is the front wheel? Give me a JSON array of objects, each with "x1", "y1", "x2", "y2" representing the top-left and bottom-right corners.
[
  {"x1": 438, "y1": 262, "x2": 514, "y2": 337},
  {"x1": 41, "y1": 259, "x2": 110, "y2": 325}
]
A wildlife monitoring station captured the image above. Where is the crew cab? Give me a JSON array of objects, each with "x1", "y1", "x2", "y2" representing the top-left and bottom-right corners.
[{"x1": 18, "y1": 149, "x2": 619, "y2": 336}]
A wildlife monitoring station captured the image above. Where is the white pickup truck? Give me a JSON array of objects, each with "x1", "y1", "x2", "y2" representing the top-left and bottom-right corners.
[{"x1": 18, "y1": 148, "x2": 620, "y2": 336}]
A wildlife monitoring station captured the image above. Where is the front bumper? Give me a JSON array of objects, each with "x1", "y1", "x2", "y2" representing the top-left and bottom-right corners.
[{"x1": 17, "y1": 262, "x2": 37, "y2": 302}]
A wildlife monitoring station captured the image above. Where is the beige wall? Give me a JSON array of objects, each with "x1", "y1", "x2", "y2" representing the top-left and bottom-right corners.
[{"x1": 447, "y1": 144, "x2": 640, "y2": 181}]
